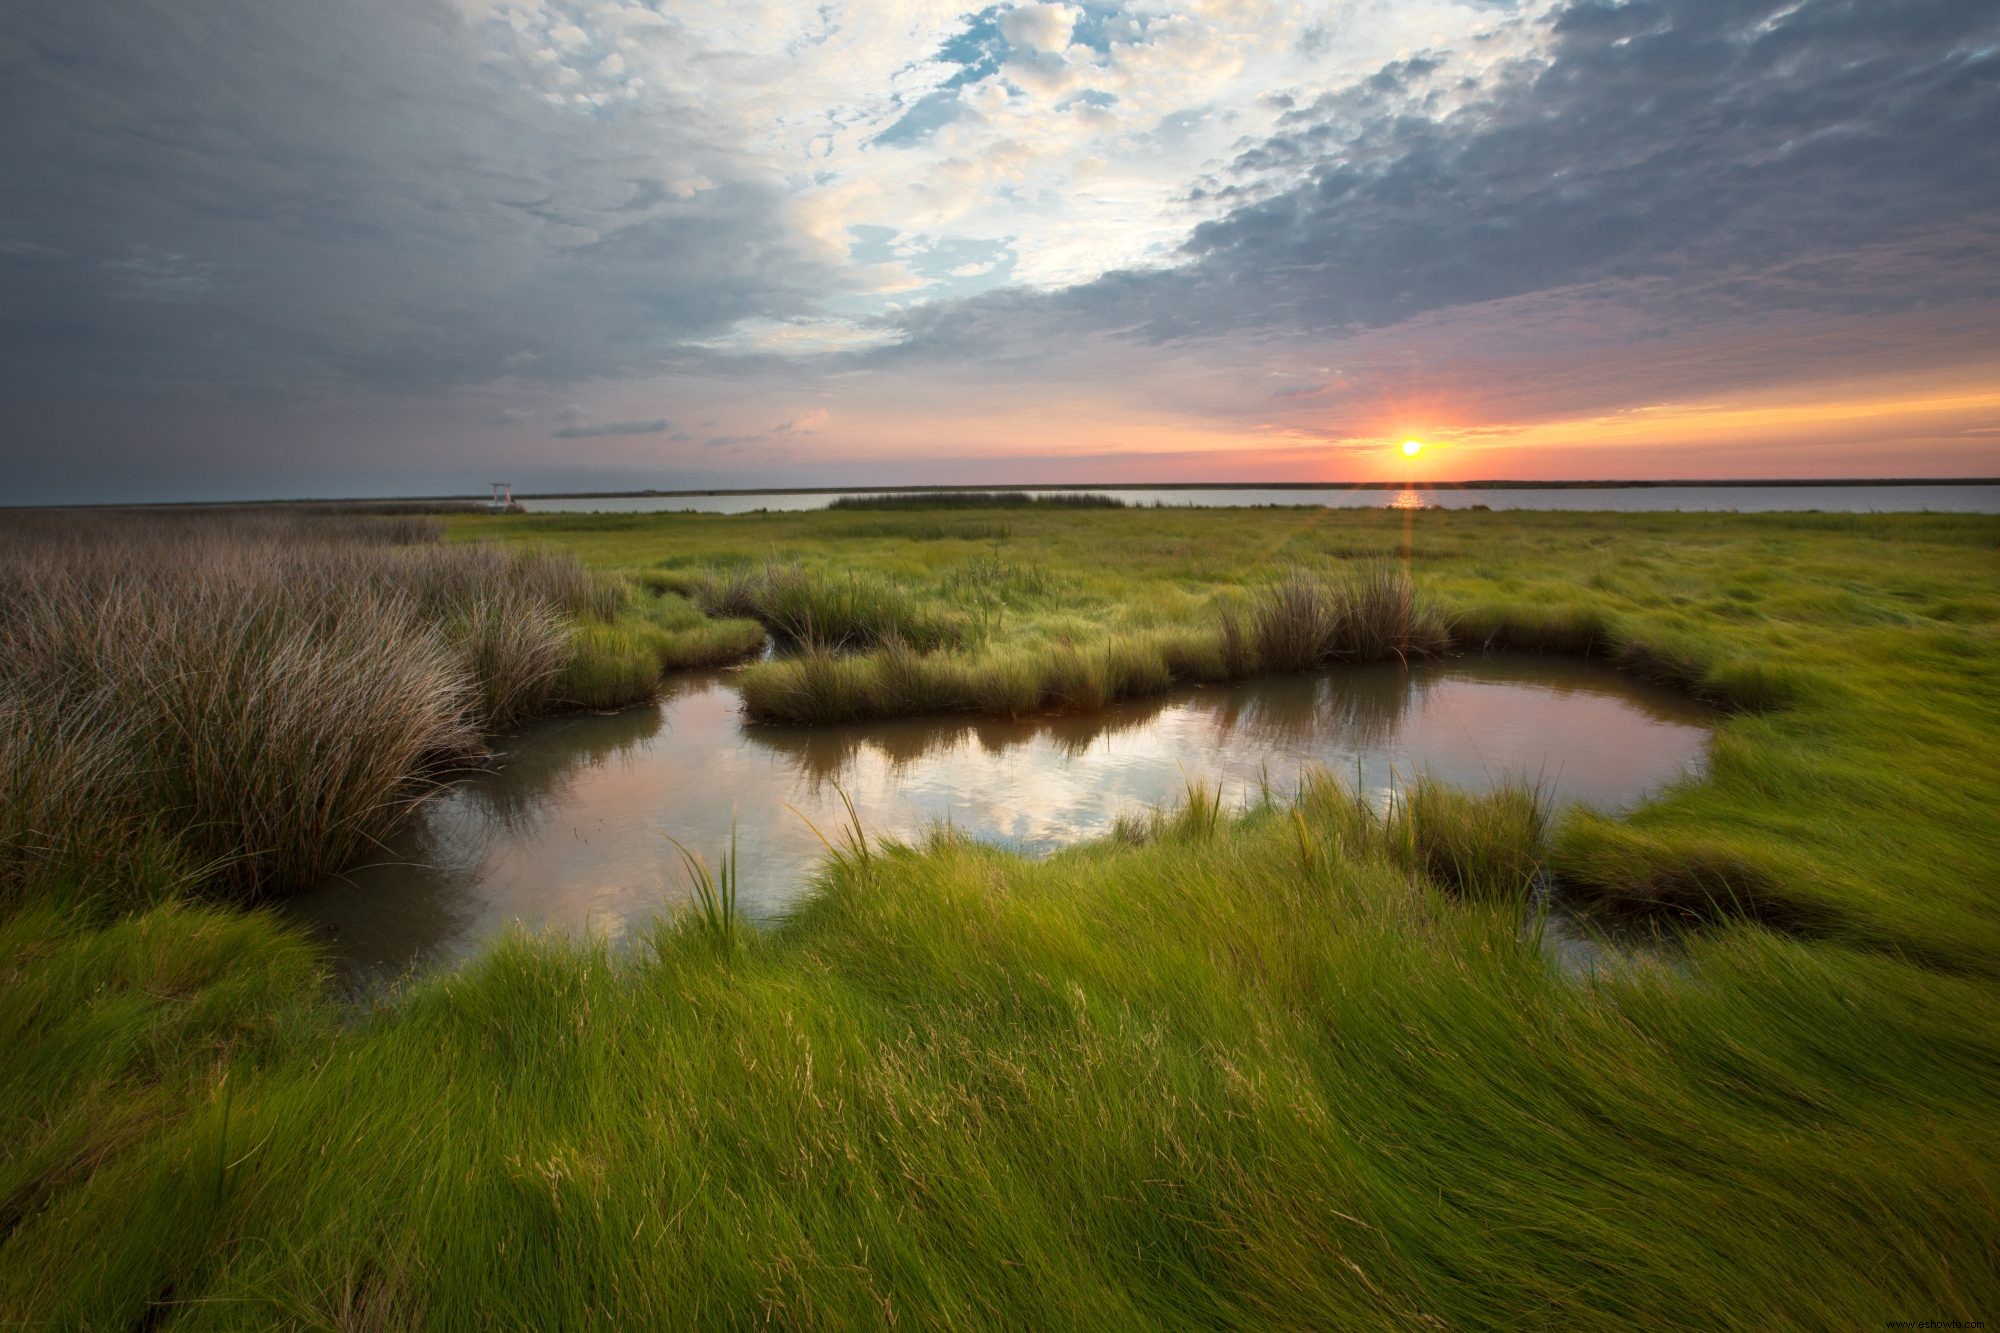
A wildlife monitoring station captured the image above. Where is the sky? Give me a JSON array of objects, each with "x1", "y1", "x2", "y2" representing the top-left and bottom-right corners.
[{"x1": 2, "y1": 0, "x2": 1997, "y2": 502}]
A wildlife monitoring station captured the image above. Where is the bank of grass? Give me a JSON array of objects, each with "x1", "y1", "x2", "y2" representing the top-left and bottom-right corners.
[
  {"x1": 2, "y1": 778, "x2": 1996, "y2": 1326},
  {"x1": 650, "y1": 558, "x2": 971, "y2": 653},
  {"x1": 652, "y1": 558, "x2": 1447, "y2": 724},
  {"x1": 3, "y1": 503, "x2": 1998, "y2": 1324},
  {"x1": 0, "y1": 511, "x2": 754, "y2": 903},
  {"x1": 458, "y1": 505, "x2": 2000, "y2": 969}
]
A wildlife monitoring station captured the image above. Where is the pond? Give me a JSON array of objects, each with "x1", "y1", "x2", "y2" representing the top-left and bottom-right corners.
[{"x1": 287, "y1": 655, "x2": 1715, "y2": 990}]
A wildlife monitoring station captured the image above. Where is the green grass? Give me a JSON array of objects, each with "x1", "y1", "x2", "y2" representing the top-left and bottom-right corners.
[
  {"x1": 655, "y1": 557, "x2": 969, "y2": 653},
  {"x1": 454, "y1": 505, "x2": 2000, "y2": 968},
  {"x1": 2, "y1": 503, "x2": 1998, "y2": 1325},
  {"x1": 2, "y1": 789, "x2": 1995, "y2": 1326},
  {"x1": 0, "y1": 511, "x2": 768, "y2": 905}
]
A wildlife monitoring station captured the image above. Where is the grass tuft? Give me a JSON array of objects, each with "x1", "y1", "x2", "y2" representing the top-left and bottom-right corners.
[
  {"x1": 554, "y1": 624, "x2": 661, "y2": 710},
  {"x1": 1248, "y1": 562, "x2": 1452, "y2": 671},
  {"x1": 666, "y1": 821, "x2": 741, "y2": 954},
  {"x1": 0, "y1": 509, "x2": 643, "y2": 903}
]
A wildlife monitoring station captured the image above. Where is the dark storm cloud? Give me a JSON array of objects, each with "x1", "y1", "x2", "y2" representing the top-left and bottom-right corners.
[
  {"x1": 551, "y1": 418, "x2": 670, "y2": 440},
  {"x1": 0, "y1": 0, "x2": 828, "y2": 410},
  {"x1": 891, "y1": 0, "x2": 2000, "y2": 357}
]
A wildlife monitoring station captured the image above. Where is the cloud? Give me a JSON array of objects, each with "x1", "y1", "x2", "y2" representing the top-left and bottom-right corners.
[
  {"x1": 892, "y1": 0, "x2": 2000, "y2": 371},
  {"x1": 4, "y1": 0, "x2": 1996, "y2": 502},
  {"x1": 998, "y1": 4, "x2": 1079, "y2": 56},
  {"x1": 772, "y1": 407, "x2": 831, "y2": 434},
  {"x1": 551, "y1": 418, "x2": 670, "y2": 439},
  {"x1": 0, "y1": 0, "x2": 833, "y2": 410}
]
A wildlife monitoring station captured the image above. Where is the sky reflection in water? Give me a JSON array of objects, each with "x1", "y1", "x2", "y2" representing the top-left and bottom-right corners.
[{"x1": 287, "y1": 655, "x2": 1714, "y2": 989}]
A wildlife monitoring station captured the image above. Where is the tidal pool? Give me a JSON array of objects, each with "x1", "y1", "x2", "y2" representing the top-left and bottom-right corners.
[{"x1": 289, "y1": 655, "x2": 1714, "y2": 989}]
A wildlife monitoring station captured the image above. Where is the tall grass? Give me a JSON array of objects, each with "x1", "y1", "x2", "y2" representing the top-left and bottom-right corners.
[
  {"x1": 1250, "y1": 563, "x2": 1452, "y2": 669},
  {"x1": 666, "y1": 821, "x2": 741, "y2": 954},
  {"x1": 3, "y1": 769, "x2": 1995, "y2": 1326},
  {"x1": 3, "y1": 506, "x2": 1999, "y2": 1324},
  {"x1": 733, "y1": 561, "x2": 1449, "y2": 724},
  {"x1": 0, "y1": 510, "x2": 621, "y2": 901},
  {"x1": 661, "y1": 558, "x2": 965, "y2": 652}
]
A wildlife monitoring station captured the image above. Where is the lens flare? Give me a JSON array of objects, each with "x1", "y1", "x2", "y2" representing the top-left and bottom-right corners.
[{"x1": 1401, "y1": 439, "x2": 1424, "y2": 458}]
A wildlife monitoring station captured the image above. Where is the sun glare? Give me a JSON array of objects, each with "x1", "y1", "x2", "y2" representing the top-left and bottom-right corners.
[{"x1": 1401, "y1": 439, "x2": 1424, "y2": 458}]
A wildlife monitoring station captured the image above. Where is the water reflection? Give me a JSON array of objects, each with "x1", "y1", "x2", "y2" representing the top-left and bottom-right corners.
[
  {"x1": 286, "y1": 655, "x2": 1714, "y2": 992},
  {"x1": 452, "y1": 696, "x2": 665, "y2": 834}
]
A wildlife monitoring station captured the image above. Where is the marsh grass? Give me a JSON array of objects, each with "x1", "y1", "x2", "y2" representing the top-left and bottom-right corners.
[
  {"x1": 733, "y1": 561, "x2": 1448, "y2": 724},
  {"x1": 623, "y1": 590, "x2": 768, "y2": 671},
  {"x1": 662, "y1": 558, "x2": 965, "y2": 652},
  {"x1": 553, "y1": 624, "x2": 660, "y2": 710},
  {"x1": 9, "y1": 761, "x2": 1992, "y2": 1326},
  {"x1": 1251, "y1": 562, "x2": 1453, "y2": 669},
  {"x1": 834, "y1": 518, "x2": 1015, "y2": 541},
  {"x1": 666, "y1": 821, "x2": 740, "y2": 953},
  {"x1": 791, "y1": 781, "x2": 874, "y2": 874},
  {"x1": 458, "y1": 505, "x2": 2000, "y2": 960},
  {"x1": 0, "y1": 510, "x2": 631, "y2": 902},
  {"x1": 4, "y1": 504, "x2": 1999, "y2": 1325}
]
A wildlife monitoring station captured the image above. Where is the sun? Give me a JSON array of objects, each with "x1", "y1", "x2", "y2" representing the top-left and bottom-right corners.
[{"x1": 1400, "y1": 439, "x2": 1424, "y2": 458}]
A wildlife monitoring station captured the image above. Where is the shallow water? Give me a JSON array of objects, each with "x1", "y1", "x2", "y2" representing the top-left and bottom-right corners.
[
  {"x1": 288, "y1": 656, "x2": 1714, "y2": 989},
  {"x1": 518, "y1": 484, "x2": 2000, "y2": 514}
]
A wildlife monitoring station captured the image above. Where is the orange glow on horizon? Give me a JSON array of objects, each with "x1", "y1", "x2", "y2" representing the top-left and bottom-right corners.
[{"x1": 653, "y1": 362, "x2": 1998, "y2": 484}]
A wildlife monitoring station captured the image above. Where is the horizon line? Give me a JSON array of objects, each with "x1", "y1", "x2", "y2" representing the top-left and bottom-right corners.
[{"x1": 14, "y1": 475, "x2": 2000, "y2": 510}]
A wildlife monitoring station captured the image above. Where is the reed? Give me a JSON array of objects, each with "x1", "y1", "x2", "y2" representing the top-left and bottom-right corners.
[
  {"x1": 669, "y1": 558, "x2": 965, "y2": 652},
  {"x1": 666, "y1": 821, "x2": 740, "y2": 953},
  {"x1": 730, "y1": 565, "x2": 1449, "y2": 725},
  {"x1": 554, "y1": 623, "x2": 661, "y2": 711},
  {"x1": 0, "y1": 510, "x2": 624, "y2": 901},
  {"x1": 1248, "y1": 562, "x2": 1451, "y2": 670}
]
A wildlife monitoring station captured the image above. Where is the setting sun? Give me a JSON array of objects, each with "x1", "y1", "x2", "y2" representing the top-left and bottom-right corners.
[{"x1": 1401, "y1": 439, "x2": 1424, "y2": 458}]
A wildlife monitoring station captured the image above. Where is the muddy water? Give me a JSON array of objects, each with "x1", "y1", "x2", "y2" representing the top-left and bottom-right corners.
[{"x1": 288, "y1": 656, "x2": 1714, "y2": 988}]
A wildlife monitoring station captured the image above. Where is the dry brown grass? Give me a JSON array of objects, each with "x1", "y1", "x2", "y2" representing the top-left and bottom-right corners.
[{"x1": 0, "y1": 510, "x2": 617, "y2": 900}]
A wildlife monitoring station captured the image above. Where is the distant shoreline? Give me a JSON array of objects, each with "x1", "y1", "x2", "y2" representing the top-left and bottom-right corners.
[
  {"x1": 12, "y1": 477, "x2": 1999, "y2": 510},
  {"x1": 505, "y1": 477, "x2": 2000, "y2": 501}
]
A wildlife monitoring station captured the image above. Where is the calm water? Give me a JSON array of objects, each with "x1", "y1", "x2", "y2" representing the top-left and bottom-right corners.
[
  {"x1": 288, "y1": 656, "x2": 1714, "y2": 989},
  {"x1": 519, "y1": 485, "x2": 2000, "y2": 514}
]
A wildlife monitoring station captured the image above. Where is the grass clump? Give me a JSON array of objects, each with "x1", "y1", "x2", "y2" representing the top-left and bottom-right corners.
[
  {"x1": 666, "y1": 822, "x2": 741, "y2": 954},
  {"x1": 0, "y1": 510, "x2": 635, "y2": 904},
  {"x1": 625, "y1": 590, "x2": 767, "y2": 670},
  {"x1": 448, "y1": 587, "x2": 570, "y2": 726},
  {"x1": 732, "y1": 564, "x2": 1449, "y2": 725},
  {"x1": 1277, "y1": 769, "x2": 1549, "y2": 900},
  {"x1": 1392, "y1": 776, "x2": 1549, "y2": 899},
  {"x1": 1250, "y1": 562, "x2": 1452, "y2": 669},
  {"x1": 554, "y1": 624, "x2": 661, "y2": 710},
  {"x1": 661, "y1": 558, "x2": 965, "y2": 653}
]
